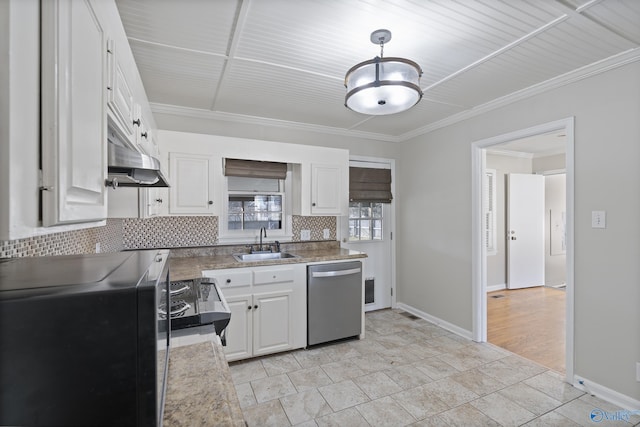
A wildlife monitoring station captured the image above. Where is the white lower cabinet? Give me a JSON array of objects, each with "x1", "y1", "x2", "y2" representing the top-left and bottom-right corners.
[
  {"x1": 224, "y1": 294, "x2": 253, "y2": 360},
  {"x1": 203, "y1": 264, "x2": 306, "y2": 362},
  {"x1": 252, "y1": 290, "x2": 293, "y2": 356}
]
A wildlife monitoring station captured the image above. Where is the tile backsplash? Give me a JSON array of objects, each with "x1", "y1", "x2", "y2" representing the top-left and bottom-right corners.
[
  {"x1": 0, "y1": 215, "x2": 337, "y2": 258},
  {"x1": 123, "y1": 216, "x2": 219, "y2": 249}
]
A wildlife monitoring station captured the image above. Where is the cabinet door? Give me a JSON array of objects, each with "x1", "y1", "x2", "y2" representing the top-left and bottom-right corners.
[
  {"x1": 223, "y1": 294, "x2": 253, "y2": 361},
  {"x1": 106, "y1": 39, "x2": 134, "y2": 141},
  {"x1": 311, "y1": 163, "x2": 342, "y2": 215},
  {"x1": 168, "y1": 153, "x2": 215, "y2": 214},
  {"x1": 41, "y1": 0, "x2": 107, "y2": 225},
  {"x1": 253, "y1": 290, "x2": 293, "y2": 356}
]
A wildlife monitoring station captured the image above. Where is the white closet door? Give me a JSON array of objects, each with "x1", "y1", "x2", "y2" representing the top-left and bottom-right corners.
[{"x1": 507, "y1": 173, "x2": 545, "y2": 289}]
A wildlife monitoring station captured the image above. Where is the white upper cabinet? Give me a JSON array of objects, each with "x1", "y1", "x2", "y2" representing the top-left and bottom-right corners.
[
  {"x1": 292, "y1": 161, "x2": 347, "y2": 216},
  {"x1": 41, "y1": 0, "x2": 108, "y2": 226},
  {"x1": 310, "y1": 163, "x2": 343, "y2": 215},
  {"x1": 168, "y1": 152, "x2": 216, "y2": 214},
  {"x1": 106, "y1": 39, "x2": 134, "y2": 142}
]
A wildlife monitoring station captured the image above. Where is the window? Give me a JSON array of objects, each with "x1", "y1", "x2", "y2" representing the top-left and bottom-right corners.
[
  {"x1": 227, "y1": 177, "x2": 284, "y2": 231},
  {"x1": 349, "y1": 202, "x2": 383, "y2": 241},
  {"x1": 484, "y1": 169, "x2": 497, "y2": 255}
]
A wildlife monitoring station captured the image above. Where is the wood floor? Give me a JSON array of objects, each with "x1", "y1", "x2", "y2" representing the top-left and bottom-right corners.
[{"x1": 487, "y1": 286, "x2": 566, "y2": 373}]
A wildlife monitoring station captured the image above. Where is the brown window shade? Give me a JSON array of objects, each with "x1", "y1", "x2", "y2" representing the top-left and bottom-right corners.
[
  {"x1": 224, "y1": 158, "x2": 287, "y2": 179},
  {"x1": 349, "y1": 167, "x2": 392, "y2": 203}
]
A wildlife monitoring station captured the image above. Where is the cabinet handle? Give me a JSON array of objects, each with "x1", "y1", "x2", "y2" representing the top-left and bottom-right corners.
[
  {"x1": 254, "y1": 305, "x2": 258, "y2": 309},
  {"x1": 132, "y1": 118, "x2": 141, "y2": 126},
  {"x1": 155, "y1": 198, "x2": 163, "y2": 203},
  {"x1": 312, "y1": 202, "x2": 316, "y2": 206},
  {"x1": 140, "y1": 131, "x2": 148, "y2": 139},
  {"x1": 226, "y1": 279, "x2": 231, "y2": 283},
  {"x1": 208, "y1": 201, "x2": 213, "y2": 205},
  {"x1": 247, "y1": 306, "x2": 252, "y2": 310}
]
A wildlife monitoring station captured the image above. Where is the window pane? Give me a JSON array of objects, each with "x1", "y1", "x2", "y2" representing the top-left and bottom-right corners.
[
  {"x1": 360, "y1": 220, "x2": 371, "y2": 239},
  {"x1": 372, "y1": 219, "x2": 383, "y2": 240},
  {"x1": 349, "y1": 219, "x2": 359, "y2": 240},
  {"x1": 372, "y1": 203, "x2": 383, "y2": 218},
  {"x1": 229, "y1": 201, "x2": 243, "y2": 213},
  {"x1": 348, "y1": 202, "x2": 383, "y2": 241},
  {"x1": 268, "y1": 196, "x2": 282, "y2": 211}
]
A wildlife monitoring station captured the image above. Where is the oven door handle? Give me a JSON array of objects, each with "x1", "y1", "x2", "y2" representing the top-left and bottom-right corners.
[{"x1": 311, "y1": 267, "x2": 361, "y2": 278}]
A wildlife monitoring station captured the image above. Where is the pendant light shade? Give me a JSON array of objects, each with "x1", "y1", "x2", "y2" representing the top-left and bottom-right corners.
[{"x1": 345, "y1": 29, "x2": 423, "y2": 115}]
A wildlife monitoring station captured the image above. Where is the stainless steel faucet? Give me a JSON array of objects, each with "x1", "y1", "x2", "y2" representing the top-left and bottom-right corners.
[{"x1": 259, "y1": 227, "x2": 267, "y2": 251}]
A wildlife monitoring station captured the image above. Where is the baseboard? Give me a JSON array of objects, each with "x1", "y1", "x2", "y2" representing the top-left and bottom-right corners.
[
  {"x1": 573, "y1": 375, "x2": 640, "y2": 411},
  {"x1": 396, "y1": 302, "x2": 473, "y2": 340},
  {"x1": 487, "y1": 284, "x2": 506, "y2": 292}
]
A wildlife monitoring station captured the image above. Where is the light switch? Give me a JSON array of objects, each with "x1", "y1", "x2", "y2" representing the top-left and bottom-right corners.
[{"x1": 591, "y1": 211, "x2": 606, "y2": 229}]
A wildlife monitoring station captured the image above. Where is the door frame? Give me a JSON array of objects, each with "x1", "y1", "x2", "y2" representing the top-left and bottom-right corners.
[
  {"x1": 340, "y1": 155, "x2": 397, "y2": 310},
  {"x1": 471, "y1": 117, "x2": 575, "y2": 381}
]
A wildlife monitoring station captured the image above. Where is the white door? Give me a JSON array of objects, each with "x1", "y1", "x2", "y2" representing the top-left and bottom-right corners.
[
  {"x1": 223, "y1": 294, "x2": 253, "y2": 361},
  {"x1": 507, "y1": 173, "x2": 545, "y2": 289},
  {"x1": 311, "y1": 164, "x2": 342, "y2": 215},
  {"x1": 41, "y1": 0, "x2": 108, "y2": 226},
  {"x1": 168, "y1": 153, "x2": 215, "y2": 214},
  {"x1": 341, "y1": 160, "x2": 393, "y2": 311},
  {"x1": 253, "y1": 290, "x2": 292, "y2": 356}
]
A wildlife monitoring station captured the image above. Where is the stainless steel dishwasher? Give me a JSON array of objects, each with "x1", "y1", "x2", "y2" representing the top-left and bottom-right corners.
[{"x1": 307, "y1": 261, "x2": 362, "y2": 346}]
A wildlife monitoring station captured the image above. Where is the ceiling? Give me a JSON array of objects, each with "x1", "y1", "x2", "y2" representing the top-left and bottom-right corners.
[{"x1": 115, "y1": 0, "x2": 640, "y2": 143}]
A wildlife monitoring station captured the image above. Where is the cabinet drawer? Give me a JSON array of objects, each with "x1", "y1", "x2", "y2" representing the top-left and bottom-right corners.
[
  {"x1": 254, "y1": 268, "x2": 295, "y2": 285},
  {"x1": 206, "y1": 271, "x2": 252, "y2": 289}
]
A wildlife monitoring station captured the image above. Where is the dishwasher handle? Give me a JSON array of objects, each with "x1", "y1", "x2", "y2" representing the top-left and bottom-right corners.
[{"x1": 310, "y1": 267, "x2": 361, "y2": 278}]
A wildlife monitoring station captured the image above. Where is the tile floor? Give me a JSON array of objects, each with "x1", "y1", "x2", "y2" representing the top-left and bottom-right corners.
[{"x1": 229, "y1": 309, "x2": 639, "y2": 426}]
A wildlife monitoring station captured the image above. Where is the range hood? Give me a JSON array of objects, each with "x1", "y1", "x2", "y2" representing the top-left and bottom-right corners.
[{"x1": 106, "y1": 134, "x2": 169, "y2": 188}]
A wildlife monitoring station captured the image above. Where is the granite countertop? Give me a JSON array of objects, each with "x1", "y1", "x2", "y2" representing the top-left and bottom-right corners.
[
  {"x1": 169, "y1": 241, "x2": 367, "y2": 281},
  {"x1": 163, "y1": 340, "x2": 245, "y2": 427}
]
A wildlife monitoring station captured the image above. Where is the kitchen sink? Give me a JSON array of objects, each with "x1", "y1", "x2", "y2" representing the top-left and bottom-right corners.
[{"x1": 232, "y1": 252, "x2": 300, "y2": 262}]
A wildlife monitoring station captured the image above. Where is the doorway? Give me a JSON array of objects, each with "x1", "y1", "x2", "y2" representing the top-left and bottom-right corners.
[
  {"x1": 471, "y1": 118, "x2": 575, "y2": 380},
  {"x1": 341, "y1": 156, "x2": 396, "y2": 312}
]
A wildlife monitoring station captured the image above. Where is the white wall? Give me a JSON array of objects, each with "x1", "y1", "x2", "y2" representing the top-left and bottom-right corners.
[
  {"x1": 153, "y1": 111, "x2": 399, "y2": 160},
  {"x1": 397, "y1": 60, "x2": 640, "y2": 400},
  {"x1": 545, "y1": 173, "x2": 566, "y2": 287}
]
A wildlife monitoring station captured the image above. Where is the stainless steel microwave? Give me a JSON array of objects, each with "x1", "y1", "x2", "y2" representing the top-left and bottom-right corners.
[{"x1": 0, "y1": 249, "x2": 171, "y2": 427}]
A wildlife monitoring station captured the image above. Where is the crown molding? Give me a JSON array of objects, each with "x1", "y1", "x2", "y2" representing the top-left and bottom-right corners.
[
  {"x1": 399, "y1": 47, "x2": 640, "y2": 142},
  {"x1": 152, "y1": 48, "x2": 640, "y2": 144},
  {"x1": 150, "y1": 103, "x2": 401, "y2": 143}
]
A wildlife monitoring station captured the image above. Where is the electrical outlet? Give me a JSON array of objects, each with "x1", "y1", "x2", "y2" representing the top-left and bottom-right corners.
[
  {"x1": 323, "y1": 229, "x2": 330, "y2": 239},
  {"x1": 591, "y1": 211, "x2": 606, "y2": 228},
  {"x1": 95, "y1": 242, "x2": 101, "y2": 253},
  {"x1": 301, "y1": 230, "x2": 311, "y2": 240}
]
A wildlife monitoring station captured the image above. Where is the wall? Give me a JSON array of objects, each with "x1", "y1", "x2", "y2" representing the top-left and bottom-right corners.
[
  {"x1": 153, "y1": 111, "x2": 399, "y2": 160},
  {"x1": 397, "y1": 60, "x2": 640, "y2": 401},
  {"x1": 544, "y1": 174, "x2": 567, "y2": 287},
  {"x1": 486, "y1": 153, "x2": 533, "y2": 288}
]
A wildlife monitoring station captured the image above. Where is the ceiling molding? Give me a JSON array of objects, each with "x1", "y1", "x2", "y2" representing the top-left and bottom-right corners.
[
  {"x1": 150, "y1": 103, "x2": 402, "y2": 143},
  {"x1": 399, "y1": 47, "x2": 640, "y2": 142}
]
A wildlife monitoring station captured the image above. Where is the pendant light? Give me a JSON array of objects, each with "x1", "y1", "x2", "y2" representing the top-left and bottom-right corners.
[{"x1": 344, "y1": 29, "x2": 423, "y2": 115}]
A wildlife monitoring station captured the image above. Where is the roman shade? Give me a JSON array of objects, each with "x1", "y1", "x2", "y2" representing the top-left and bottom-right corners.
[
  {"x1": 224, "y1": 158, "x2": 287, "y2": 179},
  {"x1": 349, "y1": 167, "x2": 392, "y2": 203}
]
